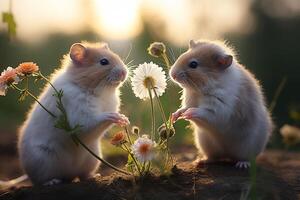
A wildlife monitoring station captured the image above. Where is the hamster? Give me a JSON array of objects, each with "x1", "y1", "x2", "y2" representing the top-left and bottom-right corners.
[
  {"x1": 17, "y1": 42, "x2": 129, "y2": 185},
  {"x1": 170, "y1": 39, "x2": 273, "y2": 168}
]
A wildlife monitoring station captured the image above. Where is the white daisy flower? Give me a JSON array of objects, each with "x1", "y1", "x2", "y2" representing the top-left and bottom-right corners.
[
  {"x1": 132, "y1": 135, "x2": 155, "y2": 162},
  {"x1": 131, "y1": 62, "x2": 167, "y2": 100}
]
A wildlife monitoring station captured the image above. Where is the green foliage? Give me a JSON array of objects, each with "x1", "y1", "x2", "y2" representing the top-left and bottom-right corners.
[
  {"x1": 2, "y1": 12, "x2": 16, "y2": 39},
  {"x1": 126, "y1": 154, "x2": 135, "y2": 173}
]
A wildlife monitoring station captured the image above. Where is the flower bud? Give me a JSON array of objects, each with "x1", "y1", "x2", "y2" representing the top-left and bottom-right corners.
[
  {"x1": 158, "y1": 123, "x2": 175, "y2": 140},
  {"x1": 131, "y1": 126, "x2": 140, "y2": 135},
  {"x1": 147, "y1": 42, "x2": 166, "y2": 57}
]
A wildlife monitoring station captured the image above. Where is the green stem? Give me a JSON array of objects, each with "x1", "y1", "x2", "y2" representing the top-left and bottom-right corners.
[
  {"x1": 38, "y1": 72, "x2": 59, "y2": 94},
  {"x1": 123, "y1": 144, "x2": 141, "y2": 175},
  {"x1": 162, "y1": 53, "x2": 170, "y2": 68},
  {"x1": 141, "y1": 161, "x2": 146, "y2": 175},
  {"x1": 148, "y1": 87, "x2": 155, "y2": 140},
  {"x1": 124, "y1": 126, "x2": 132, "y2": 145},
  {"x1": 146, "y1": 161, "x2": 151, "y2": 173},
  {"x1": 25, "y1": 76, "x2": 29, "y2": 89},
  {"x1": 151, "y1": 84, "x2": 173, "y2": 169},
  {"x1": 151, "y1": 84, "x2": 168, "y2": 132},
  {"x1": 269, "y1": 76, "x2": 287, "y2": 113},
  {"x1": 11, "y1": 84, "x2": 57, "y2": 118},
  {"x1": 74, "y1": 135, "x2": 130, "y2": 175},
  {"x1": 39, "y1": 72, "x2": 69, "y2": 128}
]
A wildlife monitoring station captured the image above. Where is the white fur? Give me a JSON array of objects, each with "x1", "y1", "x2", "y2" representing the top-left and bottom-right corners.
[
  {"x1": 171, "y1": 41, "x2": 273, "y2": 165},
  {"x1": 18, "y1": 64, "x2": 123, "y2": 185}
]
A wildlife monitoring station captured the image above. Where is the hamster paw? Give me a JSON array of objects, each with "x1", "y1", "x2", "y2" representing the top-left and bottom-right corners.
[
  {"x1": 235, "y1": 161, "x2": 250, "y2": 169},
  {"x1": 181, "y1": 108, "x2": 201, "y2": 120},
  {"x1": 105, "y1": 113, "x2": 130, "y2": 126},
  {"x1": 171, "y1": 108, "x2": 188, "y2": 122},
  {"x1": 43, "y1": 178, "x2": 62, "y2": 186}
]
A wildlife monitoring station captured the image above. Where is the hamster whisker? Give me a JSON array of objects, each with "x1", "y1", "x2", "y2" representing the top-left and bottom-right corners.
[
  {"x1": 168, "y1": 47, "x2": 177, "y2": 63},
  {"x1": 126, "y1": 59, "x2": 135, "y2": 67},
  {"x1": 122, "y1": 44, "x2": 133, "y2": 63},
  {"x1": 166, "y1": 76, "x2": 172, "y2": 83}
]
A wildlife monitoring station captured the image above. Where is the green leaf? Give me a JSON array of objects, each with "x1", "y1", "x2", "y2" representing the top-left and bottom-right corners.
[{"x1": 2, "y1": 12, "x2": 16, "y2": 38}]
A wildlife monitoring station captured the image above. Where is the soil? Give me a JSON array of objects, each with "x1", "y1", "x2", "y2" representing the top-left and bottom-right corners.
[
  {"x1": 0, "y1": 150, "x2": 299, "y2": 200},
  {"x1": 0, "y1": 130, "x2": 299, "y2": 199}
]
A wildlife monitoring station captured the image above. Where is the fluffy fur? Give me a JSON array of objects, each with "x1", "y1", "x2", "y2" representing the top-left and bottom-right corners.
[
  {"x1": 18, "y1": 42, "x2": 129, "y2": 185},
  {"x1": 170, "y1": 40, "x2": 273, "y2": 168}
]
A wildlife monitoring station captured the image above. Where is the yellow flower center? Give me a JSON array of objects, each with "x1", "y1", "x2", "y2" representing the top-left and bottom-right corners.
[{"x1": 143, "y1": 76, "x2": 155, "y2": 89}]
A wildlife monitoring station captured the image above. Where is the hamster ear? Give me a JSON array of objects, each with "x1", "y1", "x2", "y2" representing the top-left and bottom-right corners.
[
  {"x1": 216, "y1": 54, "x2": 233, "y2": 69},
  {"x1": 70, "y1": 43, "x2": 86, "y2": 64},
  {"x1": 189, "y1": 40, "x2": 197, "y2": 49}
]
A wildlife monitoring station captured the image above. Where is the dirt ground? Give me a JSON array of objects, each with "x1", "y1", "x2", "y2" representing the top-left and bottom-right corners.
[{"x1": 0, "y1": 130, "x2": 300, "y2": 200}]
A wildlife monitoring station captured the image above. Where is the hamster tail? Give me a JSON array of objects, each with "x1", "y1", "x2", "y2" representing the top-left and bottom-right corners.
[{"x1": 0, "y1": 174, "x2": 28, "y2": 189}]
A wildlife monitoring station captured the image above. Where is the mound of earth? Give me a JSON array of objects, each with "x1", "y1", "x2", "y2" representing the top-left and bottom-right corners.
[{"x1": 0, "y1": 150, "x2": 299, "y2": 200}]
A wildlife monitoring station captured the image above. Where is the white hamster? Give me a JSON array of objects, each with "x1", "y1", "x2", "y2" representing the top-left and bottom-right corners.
[
  {"x1": 17, "y1": 42, "x2": 129, "y2": 185},
  {"x1": 170, "y1": 39, "x2": 273, "y2": 168}
]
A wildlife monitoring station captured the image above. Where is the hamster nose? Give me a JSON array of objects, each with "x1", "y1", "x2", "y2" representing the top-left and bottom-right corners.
[
  {"x1": 169, "y1": 70, "x2": 177, "y2": 80},
  {"x1": 118, "y1": 68, "x2": 127, "y2": 81}
]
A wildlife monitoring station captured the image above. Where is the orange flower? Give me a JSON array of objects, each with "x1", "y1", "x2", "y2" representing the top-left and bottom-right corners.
[
  {"x1": 0, "y1": 67, "x2": 19, "y2": 96},
  {"x1": 16, "y1": 62, "x2": 39, "y2": 75},
  {"x1": 111, "y1": 131, "x2": 126, "y2": 146}
]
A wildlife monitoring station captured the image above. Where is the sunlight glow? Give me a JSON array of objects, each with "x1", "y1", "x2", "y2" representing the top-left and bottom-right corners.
[
  {"x1": 0, "y1": 0, "x2": 257, "y2": 45},
  {"x1": 92, "y1": 0, "x2": 142, "y2": 40},
  {"x1": 142, "y1": 0, "x2": 254, "y2": 45},
  {"x1": 0, "y1": 0, "x2": 85, "y2": 42}
]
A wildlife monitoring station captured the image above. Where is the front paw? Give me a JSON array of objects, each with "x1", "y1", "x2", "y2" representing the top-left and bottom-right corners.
[
  {"x1": 171, "y1": 108, "x2": 188, "y2": 123},
  {"x1": 181, "y1": 107, "x2": 202, "y2": 121},
  {"x1": 102, "y1": 112, "x2": 130, "y2": 127}
]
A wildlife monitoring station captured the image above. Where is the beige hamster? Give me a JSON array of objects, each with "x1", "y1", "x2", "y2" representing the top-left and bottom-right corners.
[
  {"x1": 170, "y1": 39, "x2": 273, "y2": 168},
  {"x1": 17, "y1": 42, "x2": 129, "y2": 185}
]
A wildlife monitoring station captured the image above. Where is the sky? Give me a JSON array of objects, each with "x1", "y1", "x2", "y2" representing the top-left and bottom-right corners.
[{"x1": 0, "y1": 0, "x2": 299, "y2": 46}]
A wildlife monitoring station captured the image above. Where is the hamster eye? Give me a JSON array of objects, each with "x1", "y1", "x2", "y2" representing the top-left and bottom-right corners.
[
  {"x1": 100, "y1": 58, "x2": 109, "y2": 65},
  {"x1": 188, "y1": 60, "x2": 198, "y2": 69}
]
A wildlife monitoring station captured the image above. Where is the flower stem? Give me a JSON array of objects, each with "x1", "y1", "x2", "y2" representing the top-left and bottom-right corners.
[
  {"x1": 123, "y1": 144, "x2": 141, "y2": 176},
  {"x1": 269, "y1": 76, "x2": 287, "y2": 113},
  {"x1": 151, "y1": 84, "x2": 168, "y2": 132},
  {"x1": 150, "y1": 84, "x2": 174, "y2": 170},
  {"x1": 147, "y1": 87, "x2": 155, "y2": 140},
  {"x1": 74, "y1": 135, "x2": 130, "y2": 175},
  {"x1": 37, "y1": 72, "x2": 59, "y2": 94},
  {"x1": 11, "y1": 84, "x2": 57, "y2": 118},
  {"x1": 124, "y1": 126, "x2": 132, "y2": 145},
  {"x1": 162, "y1": 53, "x2": 171, "y2": 68}
]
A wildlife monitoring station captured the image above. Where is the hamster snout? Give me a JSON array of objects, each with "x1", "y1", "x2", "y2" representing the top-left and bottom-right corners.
[
  {"x1": 108, "y1": 66, "x2": 128, "y2": 84},
  {"x1": 169, "y1": 67, "x2": 187, "y2": 84}
]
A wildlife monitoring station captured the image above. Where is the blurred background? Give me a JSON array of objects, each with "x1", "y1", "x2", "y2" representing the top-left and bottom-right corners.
[{"x1": 0, "y1": 0, "x2": 300, "y2": 180}]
